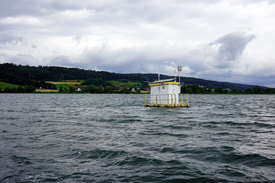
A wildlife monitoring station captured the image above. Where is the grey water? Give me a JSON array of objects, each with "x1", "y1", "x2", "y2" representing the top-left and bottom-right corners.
[{"x1": 0, "y1": 94, "x2": 275, "y2": 182}]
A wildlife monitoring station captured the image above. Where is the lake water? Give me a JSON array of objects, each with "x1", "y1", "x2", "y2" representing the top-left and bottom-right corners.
[{"x1": 0, "y1": 94, "x2": 275, "y2": 182}]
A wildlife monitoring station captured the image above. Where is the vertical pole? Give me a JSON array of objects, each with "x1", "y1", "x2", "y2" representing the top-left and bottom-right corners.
[
  {"x1": 156, "y1": 95, "x2": 158, "y2": 106},
  {"x1": 171, "y1": 94, "x2": 173, "y2": 107},
  {"x1": 179, "y1": 71, "x2": 180, "y2": 86},
  {"x1": 174, "y1": 94, "x2": 176, "y2": 107},
  {"x1": 145, "y1": 94, "x2": 147, "y2": 106},
  {"x1": 167, "y1": 94, "x2": 169, "y2": 107},
  {"x1": 186, "y1": 94, "x2": 189, "y2": 107},
  {"x1": 178, "y1": 65, "x2": 182, "y2": 86},
  {"x1": 181, "y1": 94, "x2": 183, "y2": 107}
]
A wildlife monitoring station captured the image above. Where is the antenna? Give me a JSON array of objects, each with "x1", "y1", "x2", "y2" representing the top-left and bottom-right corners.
[
  {"x1": 174, "y1": 69, "x2": 177, "y2": 80},
  {"x1": 178, "y1": 65, "x2": 182, "y2": 85}
]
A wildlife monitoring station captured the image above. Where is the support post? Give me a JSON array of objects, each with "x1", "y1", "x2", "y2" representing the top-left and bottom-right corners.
[
  {"x1": 145, "y1": 94, "x2": 147, "y2": 107},
  {"x1": 181, "y1": 94, "x2": 183, "y2": 107},
  {"x1": 167, "y1": 94, "x2": 169, "y2": 107},
  {"x1": 171, "y1": 94, "x2": 173, "y2": 107},
  {"x1": 186, "y1": 94, "x2": 189, "y2": 107},
  {"x1": 174, "y1": 94, "x2": 176, "y2": 107},
  {"x1": 156, "y1": 95, "x2": 158, "y2": 106}
]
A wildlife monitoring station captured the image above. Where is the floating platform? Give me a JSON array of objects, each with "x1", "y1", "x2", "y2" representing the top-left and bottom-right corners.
[
  {"x1": 145, "y1": 94, "x2": 189, "y2": 108},
  {"x1": 144, "y1": 78, "x2": 189, "y2": 108}
]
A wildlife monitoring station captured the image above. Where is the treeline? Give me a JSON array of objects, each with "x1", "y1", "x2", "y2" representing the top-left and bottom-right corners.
[
  {"x1": 1, "y1": 63, "x2": 274, "y2": 94},
  {"x1": 57, "y1": 85, "x2": 140, "y2": 94},
  {"x1": 0, "y1": 63, "x2": 145, "y2": 87},
  {"x1": 135, "y1": 73, "x2": 261, "y2": 90},
  {"x1": 84, "y1": 85, "x2": 138, "y2": 94},
  {"x1": 82, "y1": 78, "x2": 112, "y2": 87},
  {"x1": 0, "y1": 85, "x2": 36, "y2": 93},
  {"x1": 0, "y1": 80, "x2": 57, "y2": 93},
  {"x1": 181, "y1": 84, "x2": 275, "y2": 94}
]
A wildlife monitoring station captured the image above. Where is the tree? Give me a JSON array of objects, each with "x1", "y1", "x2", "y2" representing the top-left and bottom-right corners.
[
  {"x1": 3, "y1": 87, "x2": 11, "y2": 93},
  {"x1": 232, "y1": 88, "x2": 241, "y2": 94},
  {"x1": 181, "y1": 85, "x2": 186, "y2": 93},
  {"x1": 51, "y1": 84, "x2": 57, "y2": 90},
  {"x1": 218, "y1": 87, "x2": 224, "y2": 93},
  {"x1": 105, "y1": 86, "x2": 114, "y2": 93},
  {"x1": 186, "y1": 88, "x2": 193, "y2": 94},
  {"x1": 59, "y1": 86, "x2": 64, "y2": 93},
  {"x1": 88, "y1": 84, "x2": 96, "y2": 93},
  {"x1": 11, "y1": 87, "x2": 17, "y2": 93},
  {"x1": 97, "y1": 85, "x2": 103, "y2": 93},
  {"x1": 17, "y1": 86, "x2": 23, "y2": 93},
  {"x1": 24, "y1": 85, "x2": 35, "y2": 93},
  {"x1": 254, "y1": 86, "x2": 262, "y2": 94},
  {"x1": 69, "y1": 86, "x2": 75, "y2": 93}
]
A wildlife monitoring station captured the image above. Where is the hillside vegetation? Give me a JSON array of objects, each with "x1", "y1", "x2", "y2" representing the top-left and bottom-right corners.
[{"x1": 0, "y1": 63, "x2": 274, "y2": 94}]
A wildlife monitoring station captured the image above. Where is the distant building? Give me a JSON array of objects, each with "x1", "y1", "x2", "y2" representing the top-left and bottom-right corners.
[{"x1": 75, "y1": 87, "x2": 85, "y2": 92}]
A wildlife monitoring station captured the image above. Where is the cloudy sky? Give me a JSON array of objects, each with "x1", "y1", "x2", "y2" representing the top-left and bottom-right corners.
[{"x1": 0, "y1": 0, "x2": 275, "y2": 87}]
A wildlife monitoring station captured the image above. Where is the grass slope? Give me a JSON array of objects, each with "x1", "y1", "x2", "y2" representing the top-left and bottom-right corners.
[
  {"x1": 55, "y1": 84, "x2": 70, "y2": 90},
  {"x1": 0, "y1": 82, "x2": 20, "y2": 89},
  {"x1": 47, "y1": 80, "x2": 82, "y2": 90},
  {"x1": 110, "y1": 80, "x2": 142, "y2": 88}
]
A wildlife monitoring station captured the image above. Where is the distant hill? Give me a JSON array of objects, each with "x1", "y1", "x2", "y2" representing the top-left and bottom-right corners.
[
  {"x1": 0, "y1": 63, "x2": 144, "y2": 87},
  {"x1": 134, "y1": 73, "x2": 263, "y2": 90},
  {"x1": 0, "y1": 63, "x2": 267, "y2": 90}
]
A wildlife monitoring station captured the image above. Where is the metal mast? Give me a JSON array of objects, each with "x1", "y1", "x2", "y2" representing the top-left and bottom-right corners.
[{"x1": 178, "y1": 65, "x2": 182, "y2": 85}]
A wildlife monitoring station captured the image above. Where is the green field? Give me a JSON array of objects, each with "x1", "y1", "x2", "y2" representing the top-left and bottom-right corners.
[
  {"x1": 110, "y1": 80, "x2": 142, "y2": 88},
  {"x1": 0, "y1": 82, "x2": 21, "y2": 89},
  {"x1": 55, "y1": 84, "x2": 70, "y2": 90}
]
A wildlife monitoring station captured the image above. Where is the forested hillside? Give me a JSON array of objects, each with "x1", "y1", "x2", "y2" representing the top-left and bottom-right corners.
[
  {"x1": 134, "y1": 73, "x2": 261, "y2": 90},
  {"x1": 1, "y1": 63, "x2": 274, "y2": 94},
  {"x1": 0, "y1": 63, "x2": 145, "y2": 86}
]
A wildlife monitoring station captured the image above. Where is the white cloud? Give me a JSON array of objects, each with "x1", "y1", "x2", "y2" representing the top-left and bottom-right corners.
[
  {"x1": 0, "y1": 0, "x2": 275, "y2": 87},
  {"x1": 0, "y1": 34, "x2": 26, "y2": 45},
  {"x1": 6, "y1": 54, "x2": 38, "y2": 66},
  {"x1": 0, "y1": 16, "x2": 45, "y2": 26}
]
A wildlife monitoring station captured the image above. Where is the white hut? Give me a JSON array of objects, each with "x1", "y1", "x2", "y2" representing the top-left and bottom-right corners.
[{"x1": 145, "y1": 78, "x2": 189, "y2": 108}]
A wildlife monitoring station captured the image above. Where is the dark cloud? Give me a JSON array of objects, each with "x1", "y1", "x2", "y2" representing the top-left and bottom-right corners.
[
  {"x1": 0, "y1": 34, "x2": 25, "y2": 45},
  {"x1": 0, "y1": 1, "x2": 274, "y2": 87},
  {"x1": 221, "y1": 70, "x2": 232, "y2": 78},
  {"x1": 237, "y1": 74, "x2": 275, "y2": 86},
  {"x1": 6, "y1": 54, "x2": 37, "y2": 65},
  {"x1": 211, "y1": 32, "x2": 255, "y2": 61},
  {"x1": 50, "y1": 55, "x2": 70, "y2": 65},
  {"x1": 62, "y1": 43, "x2": 194, "y2": 75},
  {"x1": 0, "y1": 0, "x2": 219, "y2": 28},
  {"x1": 73, "y1": 34, "x2": 82, "y2": 45}
]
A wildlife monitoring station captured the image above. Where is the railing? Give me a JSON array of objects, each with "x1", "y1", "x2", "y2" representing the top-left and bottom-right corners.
[{"x1": 145, "y1": 94, "x2": 189, "y2": 107}]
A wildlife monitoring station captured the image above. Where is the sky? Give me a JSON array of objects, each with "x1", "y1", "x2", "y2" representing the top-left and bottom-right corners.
[{"x1": 0, "y1": 0, "x2": 275, "y2": 87}]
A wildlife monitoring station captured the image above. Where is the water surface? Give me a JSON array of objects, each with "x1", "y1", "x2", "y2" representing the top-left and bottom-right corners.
[{"x1": 0, "y1": 94, "x2": 275, "y2": 182}]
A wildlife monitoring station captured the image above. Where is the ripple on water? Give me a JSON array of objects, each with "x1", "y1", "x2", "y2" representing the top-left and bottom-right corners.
[{"x1": 0, "y1": 94, "x2": 275, "y2": 182}]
